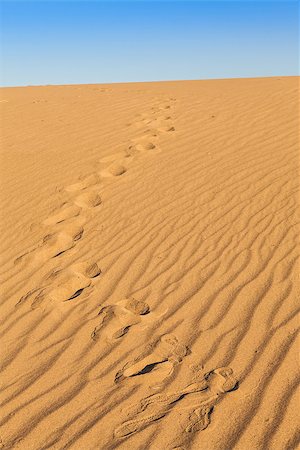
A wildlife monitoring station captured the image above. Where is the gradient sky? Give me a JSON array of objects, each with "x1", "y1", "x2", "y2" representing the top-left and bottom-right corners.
[{"x1": 0, "y1": 0, "x2": 299, "y2": 87}]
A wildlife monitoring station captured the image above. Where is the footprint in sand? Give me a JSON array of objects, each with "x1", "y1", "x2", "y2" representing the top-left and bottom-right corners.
[
  {"x1": 51, "y1": 216, "x2": 85, "y2": 238},
  {"x1": 152, "y1": 105, "x2": 172, "y2": 113},
  {"x1": 98, "y1": 137, "x2": 159, "y2": 164},
  {"x1": 73, "y1": 191, "x2": 102, "y2": 208},
  {"x1": 114, "y1": 334, "x2": 188, "y2": 388},
  {"x1": 126, "y1": 140, "x2": 160, "y2": 156},
  {"x1": 91, "y1": 297, "x2": 166, "y2": 342},
  {"x1": 15, "y1": 226, "x2": 82, "y2": 266},
  {"x1": 114, "y1": 366, "x2": 238, "y2": 442},
  {"x1": 133, "y1": 127, "x2": 160, "y2": 139},
  {"x1": 158, "y1": 125, "x2": 176, "y2": 133},
  {"x1": 133, "y1": 124, "x2": 175, "y2": 139},
  {"x1": 47, "y1": 272, "x2": 91, "y2": 302},
  {"x1": 43, "y1": 203, "x2": 81, "y2": 226},
  {"x1": 65, "y1": 173, "x2": 100, "y2": 192},
  {"x1": 47, "y1": 261, "x2": 101, "y2": 303},
  {"x1": 140, "y1": 117, "x2": 173, "y2": 129},
  {"x1": 100, "y1": 162, "x2": 128, "y2": 178},
  {"x1": 38, "y1": 231, "x2": 77, "y2": 259},
  {"x1": 17, "y1": 261, "x2": 101, "y2": 308}
]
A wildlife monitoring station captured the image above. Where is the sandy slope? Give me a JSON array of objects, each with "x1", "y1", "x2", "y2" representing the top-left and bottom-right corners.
[{"x1": 0, "y1": 77, "x2": 299, "y2": 450}]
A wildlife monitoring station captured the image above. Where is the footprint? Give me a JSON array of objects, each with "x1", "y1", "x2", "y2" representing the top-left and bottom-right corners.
[
  {"x1": 114, "y1": 375, "x2": 208, "y2": 439},
  {"x1": 114, "y1": 334, "x2": 188, "y2": 387},
  {"x1": 43, "y1": 204, "x2": 81, "y2": 226},
  {"x1": 185, "y1": 406, "x2": 212, "y2": 433},
  {"x1": 30, "y1": 272, "x2": 92, "y2": 307},
  {"x1": 100, "y1": 162, "x2": 127, "y2": 178},
  {"x1": 71, "y1": 261, "x2": 101, "y2": 278},
  {"x1": 158, "y1": 126, "x2": 175, "y2": 133},
  {"x1": 124, "y1": 297, "x2": 150, "y2": 315},
  {"x1": 54, "y1": 217, "x2": 85, "y2": 241},
  {"x1": 133, "y1": 129, "x2": 159, "y2": 139},
  {"x1": 13, "y1": 233, "x2": 80, "y2": 270},
  {"x1": 140, "y1": 118, "x2": 171, "y2": 129},
  {"x1": 37, "y1": 232, "x2": 76, "y2": 260},
  {"x1": 114, "y1": 366, "x2": 237, "y2": 440},
  {"x1": 74, "y1": 191, "x2": 102, "y2": 208},
  {"x1": 65, "y1": 173, "x2": 100, "y2": 192},
  {"x1": 48, "y1": 271, "x2": 92, "y2": 302},
  {"x1": 17, "y1": 261, "x2": 101, "y2": 308},
  {"x1": 127, "y1": 141, "x2": 159, "y2": 156},
  {"x1": 14, "y1": 247, "x2": 37, "y2": 266},
  {"x1": 155, "y1": 105, "x2": 171, "y2": 111},
  {"x1": 41, "y1": 260, "x2": 100, "y2": 285},
  {"x1": 205, "y1": 367, "x2": 238, "y2": 394},
  {"x1": 91, "y1": 297, "x2": 151, "y2": 341},
  {"x1": 15, "y1": 286, "x2": 47, "y2": 307},
  {"x1": 14, "y1": 222, "x2": 83, "y2": 266},
  {"x1": 91, "y1": 305, "x2": 116, "y2": 338}
]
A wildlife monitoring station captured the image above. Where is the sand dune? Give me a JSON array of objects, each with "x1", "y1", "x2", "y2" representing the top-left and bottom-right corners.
[{"x1": 0, "y1": 77, "x2": 299, "y2": 449}]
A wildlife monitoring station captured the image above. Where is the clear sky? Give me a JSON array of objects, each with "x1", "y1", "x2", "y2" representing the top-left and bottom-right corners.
[{"x1": 0, "y1": 0, "x2": 299, "y2": 87}]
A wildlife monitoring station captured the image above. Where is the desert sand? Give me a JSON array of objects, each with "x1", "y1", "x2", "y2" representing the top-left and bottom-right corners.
[{"x1": 0, "y1": 77, "x2": 299, "y2": 449}]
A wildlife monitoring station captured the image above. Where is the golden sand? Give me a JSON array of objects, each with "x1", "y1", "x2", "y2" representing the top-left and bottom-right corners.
[{"x1": 0, "y1": 77, "x2": 299, "y2": 449}]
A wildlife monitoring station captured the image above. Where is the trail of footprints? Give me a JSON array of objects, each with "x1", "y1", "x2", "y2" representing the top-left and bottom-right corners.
[
  {"x1": 15, "y1": 96, "x2": 239, "y2": 443},
  {"x1": 15, "y1": 97, "x2": 177, "y2": 306}
]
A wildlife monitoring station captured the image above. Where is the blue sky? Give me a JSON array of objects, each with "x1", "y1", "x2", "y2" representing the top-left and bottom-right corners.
[{"x1": 0, "y1": 1, "x2": 298, "y2": 86}]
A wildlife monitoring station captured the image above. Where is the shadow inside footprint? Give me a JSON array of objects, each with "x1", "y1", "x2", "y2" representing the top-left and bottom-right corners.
[
  {"x1": 132, "y1": 362, "x2": 163, "y2": 376},
  {"x1": 66, "y1": 288, "x2": 84, "y2": 301}
]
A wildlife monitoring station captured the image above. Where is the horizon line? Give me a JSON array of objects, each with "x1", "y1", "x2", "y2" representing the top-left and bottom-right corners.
[{"x1": 1, "y1": 74, "x2": 299, "y2": 89}]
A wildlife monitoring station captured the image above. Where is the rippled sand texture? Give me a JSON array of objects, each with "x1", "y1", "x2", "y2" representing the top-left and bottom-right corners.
[{"x1": 0, "y1": 77, "x2": 299, "y2": 450}]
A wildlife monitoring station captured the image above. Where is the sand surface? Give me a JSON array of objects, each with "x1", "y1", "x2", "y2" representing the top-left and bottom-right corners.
[{"x1": 0, "y1": 77, "x2": 299, "y2": 449}]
